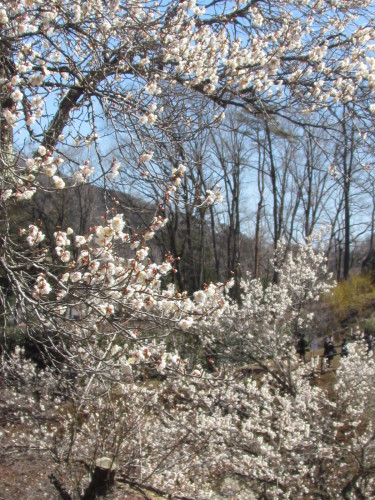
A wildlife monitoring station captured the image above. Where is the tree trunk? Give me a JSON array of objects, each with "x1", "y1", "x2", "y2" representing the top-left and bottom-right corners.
[{"x1": 82, "y1": 457, "x2": 117, "y2": 500}]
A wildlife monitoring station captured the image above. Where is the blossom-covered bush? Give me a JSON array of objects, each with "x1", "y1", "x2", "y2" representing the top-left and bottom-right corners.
[{"x1": 207, "y1": 237, "x2": 333, "y2": 391}]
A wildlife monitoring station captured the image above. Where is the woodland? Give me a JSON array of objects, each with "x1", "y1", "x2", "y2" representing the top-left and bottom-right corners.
[{"x1": 2, "y1": 0, "x2": 375, "y2": 498}]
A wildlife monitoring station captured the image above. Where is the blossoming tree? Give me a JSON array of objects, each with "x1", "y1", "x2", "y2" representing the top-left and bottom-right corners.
[
  {"x1": 3, "y1": 239, "x2": 375, "y2": 498},
  {"x1": 2, "y1": 0, "x2": 375, "y2": 497}
]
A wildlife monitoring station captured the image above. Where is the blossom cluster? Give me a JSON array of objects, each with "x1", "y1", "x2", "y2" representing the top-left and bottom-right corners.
[
  {"x1": 210, "y1": 237, "x2": 334, "y2": 388},
  {"x1": 19, "y1": 204, "x2": 231, "y2": 380},
  {"x1": 3, "y1": 339, "x2": 375, "y2": 498},
  {"x1": 1, "y1": 0, "x2": 375, "y2": 152}
]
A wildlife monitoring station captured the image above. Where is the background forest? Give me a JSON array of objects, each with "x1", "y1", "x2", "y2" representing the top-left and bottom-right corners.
[{"x1": 20, "y1": 106, "x2": 375, "y2": 288}]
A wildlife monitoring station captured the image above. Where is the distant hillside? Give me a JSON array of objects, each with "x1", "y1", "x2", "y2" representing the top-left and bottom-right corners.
[
  {"x1": 10, "y1": 176, "x2": 273, "y2": 292},
  {"x1": 13, "y1": 180, "x2": 164, "y2": 262}
]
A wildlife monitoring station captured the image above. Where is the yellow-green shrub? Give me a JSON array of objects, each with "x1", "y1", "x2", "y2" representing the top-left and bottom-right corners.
[{"x1": 327, "y1": 274, "x2": 375, "y2": 321}]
